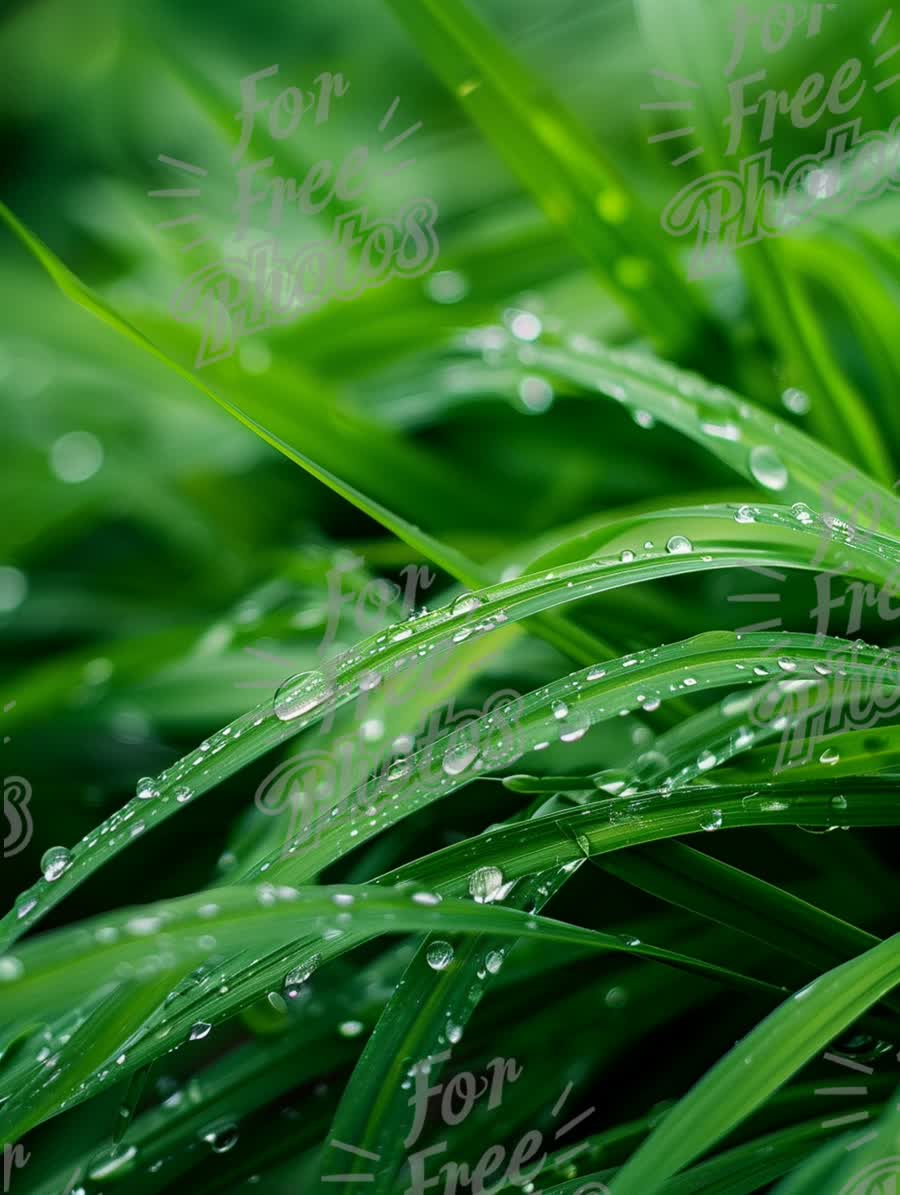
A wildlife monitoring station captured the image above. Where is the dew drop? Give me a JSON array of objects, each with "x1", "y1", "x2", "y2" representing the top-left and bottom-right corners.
[
  {"x1": 782, "y1": 387, "x2": 811, "y2": 415},
  {"x1": 284, "y1": 955, "x2": 320, "y2": 993},
  {"x1": 174, "y1": 785, "x2": 193, "y2": 804},
  {"x1": 820, "y1": 747, "x2": 840, "y2": 765},
  {"x1": 700, "y1": 809, "x2": 723, "y2": 831},
  {"x1": 452, "y1": 593, "x2": 483, "y2": 616},
  {"x1": 426, "y1": 941, "x2": 454, "y2": 971},
  {"x1": 41, "y1": 846, "x2": 72, "y2": 882},
  {"x1": 0, "y1": 956, "x2": 23, "y2": 981},
  {"x1": 468, "y1": 866, "x2": 506, "y2": 904},
  {"x1": 442, "y1": 742, "x2": 480, "y2": 776},
  {"x1": 189, "y1": 1022, "x2": 212, "y2": 1041},
  {"x1": 136, "y1": 777, "x2": 159, "y2": 801},
  {"x1": 203, "y1": 1124, "x2": 239, "y2": 1154},
  {"x1": 507, "y1": 310, "x2": 542, "y2": 342},
  {"x1": 273, "y1": 671, "x2": 331, "y2": 722},
  {"x1": 749, "y1": 445, "x2": 789, "y2": 491},
  {"x1": 339, "y1": 1020, "x2": 365, "y2": 1038},
  {"x1": 89, "y1": 1146, "x2": 138, "y2": 1182},
  {"x1": 666, "y1": 535, "x2": 692, "y2": 555}
]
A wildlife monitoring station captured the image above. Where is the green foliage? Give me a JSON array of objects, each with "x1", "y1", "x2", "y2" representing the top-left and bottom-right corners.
[{"x1": 1, "y1": 0, "x2": 898, "y2": 1192}]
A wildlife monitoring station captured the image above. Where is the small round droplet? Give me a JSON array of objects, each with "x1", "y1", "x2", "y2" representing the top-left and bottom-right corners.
[
  {"x1": 666, "y1": 535, "x2": 692, "y2": 555},
  {"x1": 426, "y1": 941, "x2": 454, "y2": 971},
  {"x1": 734, "y1": 505, "x2": 757, "y2": 524},
  {"x1": 697, "y1": 750, "x2": 718, "y2": 772},
  {"x1": 136, "y1": 777, "x2": 159, "y2": 801},
  {"x1": 485, "y1": 950, "x2": 504, "y2": 974},
  {"x1": 446, "y1": 1023, "x2": 464, "y2": 1044},
  {"x1": 552, "y1": 700, "x2": 569, "y2": 721},
  {"x1": 273, "y1": 671, "x2": 331, "y2": 722},
  {"x1": 174, "y1": 785, "x2": 193, "y2": 804},
  {"x1": 749, "y1": 445, "x2": 789, "y2": 492},
  {"x1": 189, "y1": 1022, "x2": 212, "y2": 1041},
  {"x1": 777, "y1": 657, "x2": 797, "y2": 673},
  {"x1": 41, "y1": 846, "x2": 72, "y2": 882},
  {"x1": 620, "y1": 549, "x2": 635, "y2": 563},
  {"x1": 820, "y1": 748, "x2": 840, "y2": 765}
]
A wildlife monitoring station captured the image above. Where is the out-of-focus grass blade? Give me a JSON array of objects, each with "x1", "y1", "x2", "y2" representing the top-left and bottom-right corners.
[
  {"x1": 636, "y1": 0, "x2": 892, "y2": 482},
  {"x1": 382, "y1": 0, "x2": 718, "y2": 358},
  {"x1": 455, "y1": 331, "x2": 900, "y2": 533}
]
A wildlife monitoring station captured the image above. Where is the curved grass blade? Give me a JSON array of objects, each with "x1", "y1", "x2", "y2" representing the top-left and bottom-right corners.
[
  {"x1": 455, "y1": 331, "x2": 900, "y2": 533},
  {"x1": 7, "y1": 505, "x2": 896, "y2": 951},
  {"x1": 606, "y1": 935, "x2": 900, "y2": 1194},
  {"x1": 382, "y1": 0, "x2": 717, "y2": 358},
  {"x1": 0, "y1": 884, "x2": 784, "y2": 1142}
]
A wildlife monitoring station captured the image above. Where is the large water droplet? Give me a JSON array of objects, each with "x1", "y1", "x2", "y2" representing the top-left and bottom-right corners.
[
  {"x1": 452, "y1": 593, "x2": 483, "y2": 616},
  {"x1": 41, "y1": 846, "x2": 72, "y2": 882},
  {"x1": 136, "y1": 777, "x2": 159, "y2": 801},
  {"x1": 0, "y1": 957, "x2": 24, "y2": 981},
  {"x1": 468, "y1": 866, "x2": 506, "y2": 904},
  {"x1": 284, "y1": 955, "x2": 320, "y2": 995},
  {"x1": 273, "y1": 671, "x2": 331, "y2": 722},
  {"x1": 700, "y1": 809, "x2": 723, "y2": 831},
  {"x1": 666, "y1": 535, "x2": 693, "y2": 555},
  {"x1": 426, "y1": 941, "x2": 454, "y2": 971},
  {"x1": 203, "y1": 1124, "x2": 239, "y2": 1155},
  {"x1": 89, "y1": 1146, "x2": 138, "y2": 1182},
  {"x1": 442, "y1": 742, "x2": 479, "y2": 777},
  {"x1": 749, "y1": 445, "x2": 788, "y2": 491},
  {"x1": 339, "y1": 1020, "x2": 365, "y2": 1038},
  {"x1": 189, "y1": 1022, "x2": 212, "y2": 1041}
]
